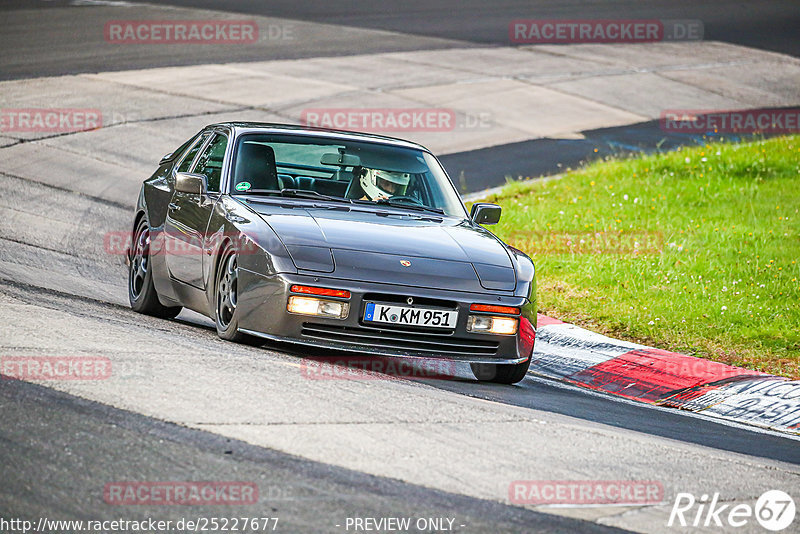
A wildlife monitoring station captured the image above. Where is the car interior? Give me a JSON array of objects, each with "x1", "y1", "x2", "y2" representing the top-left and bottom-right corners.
[{"x1": 230, "y1": 139, "x2": 431, "y2": 204}]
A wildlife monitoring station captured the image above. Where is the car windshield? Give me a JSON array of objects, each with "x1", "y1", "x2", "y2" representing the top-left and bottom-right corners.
[{"x1": 230, "y1": 133, "x2": 467, "y2": 218}]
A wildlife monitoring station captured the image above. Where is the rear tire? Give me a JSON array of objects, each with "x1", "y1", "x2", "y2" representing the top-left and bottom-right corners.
[
  {"x1": 128, "y1": 217, "x2": 182, "y2": 319},
  {"x1": 214, "y1": 242, "x2": 261, "y2": 345},
  {"x1": 471, "y1": 358, "x2": 531, "y2": 385}
]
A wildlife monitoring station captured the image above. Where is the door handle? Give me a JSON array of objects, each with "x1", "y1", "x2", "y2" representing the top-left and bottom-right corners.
[{"x1": 168, "y1": 203, "x2": 180, "y2": 211}]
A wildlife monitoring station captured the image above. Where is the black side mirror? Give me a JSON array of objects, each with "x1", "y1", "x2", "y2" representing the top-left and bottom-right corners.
[
  {"x1": 470, "y1": 203, "x2": 502, "y2": 225},
  {"x1": 175, "y1": 172, "x2": 208, "y2": 195}
]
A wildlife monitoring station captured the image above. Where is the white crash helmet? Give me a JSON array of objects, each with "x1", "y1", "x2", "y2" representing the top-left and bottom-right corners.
[{"x1": 360, "y1": 168, "x2": 411, "y2": 200}]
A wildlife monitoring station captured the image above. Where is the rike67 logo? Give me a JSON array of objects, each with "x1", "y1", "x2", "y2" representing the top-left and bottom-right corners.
[{"x1": 668, "y1": 490, "x2": 795, "y2": 531}]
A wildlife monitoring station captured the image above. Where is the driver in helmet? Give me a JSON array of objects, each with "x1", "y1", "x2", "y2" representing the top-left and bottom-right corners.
[{"x1": 360, "y1": 168, "x2": 411, "y2": 201}]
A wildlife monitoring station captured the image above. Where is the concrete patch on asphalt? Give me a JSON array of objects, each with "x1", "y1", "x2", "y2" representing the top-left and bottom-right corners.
[
  {"x1": 0, "y1": 143, "x2": 141, "y2": 205},
  {"x1": 658, "y1": 62, "x2": 800, "y2": 109},
  {"x1": 0, "y1": 74, "x2": 235, "y2": 141},
  {"x1": 392, "y1": 78, "x2": 645, "y2": 142},
  {"x1": 523, "y1": 41, "x2": 795, "y2": 72},
  {"x1": 89, "y1": 64, "x2": 357, "y2": 109},
  {"x1": 1, "y1": 40, "x2": 795, "y2": 168},
  {"x1": 546, "y1": 71, "x2": 743, "y2": 118}
]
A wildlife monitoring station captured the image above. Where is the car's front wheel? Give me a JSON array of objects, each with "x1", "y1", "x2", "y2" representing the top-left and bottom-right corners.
[
  {"x1": 470, "y1": 358, "x2": 531, "y2": 385},
  {"x1": 128, "y1": 217, "x2": 182, "y2": 318},
  {"x1": 214, "y1": 242, "x2": 260, "y2": 345}
]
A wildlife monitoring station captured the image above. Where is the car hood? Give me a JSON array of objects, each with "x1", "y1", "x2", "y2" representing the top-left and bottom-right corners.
[{"x1": 248, "y1": 202, "x2": 515, "y2": 291}]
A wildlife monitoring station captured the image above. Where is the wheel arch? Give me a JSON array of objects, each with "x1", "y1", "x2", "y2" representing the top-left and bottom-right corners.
[
  {"x1": 206, "y1": 234, "x2": 235, "y2": 310},
  {"x1": 128, "y1": 210, "x2": 147, "y2": 261}
]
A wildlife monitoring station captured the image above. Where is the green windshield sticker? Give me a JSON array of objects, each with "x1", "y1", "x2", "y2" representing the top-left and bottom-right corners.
[{"x1": 235, "y1": 181, "x2": 251, "y2": 192}]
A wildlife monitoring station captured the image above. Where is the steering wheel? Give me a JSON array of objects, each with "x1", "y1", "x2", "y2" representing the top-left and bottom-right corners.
[{"x1": 387, "y1": 195, "x2": 423, "y2": 205}]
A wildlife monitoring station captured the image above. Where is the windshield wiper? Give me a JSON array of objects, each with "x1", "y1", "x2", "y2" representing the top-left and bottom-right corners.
[
  {"x1": 357, "y1": 198, "x2": 445, "y2": 215},
  {"x1": 238, "y1": 188, "x2": 281, "y2": 195},
  {"x1": 239, "y1": 189, "x2": 443, "y2": 214},
  {"x1": 239, "y1": 188, "x2": 352, "y2": 204},
  {"x1": 280, "y1": 189, "x2": 353, "y2": 203}
]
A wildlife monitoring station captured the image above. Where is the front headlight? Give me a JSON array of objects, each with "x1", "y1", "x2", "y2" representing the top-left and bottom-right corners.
[
  {"x1": 467, "y1": 315, "x2": 518, "y2": 335},
  {"x1": 287, "y1": 296, "x2": 349, "y2": 319}
]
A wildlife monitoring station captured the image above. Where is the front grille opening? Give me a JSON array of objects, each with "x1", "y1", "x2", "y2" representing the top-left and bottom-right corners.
[
  {"x1": 301, "y1": 323, "x2": 500, "y2": 357},
  {"x1": 358, "y1": 313, "x2": 456, "y2": 336}
]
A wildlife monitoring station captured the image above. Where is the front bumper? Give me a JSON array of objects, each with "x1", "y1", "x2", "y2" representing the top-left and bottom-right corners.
[{"x1": 236, "y1": 270, "x2": 536, "y2": 364}]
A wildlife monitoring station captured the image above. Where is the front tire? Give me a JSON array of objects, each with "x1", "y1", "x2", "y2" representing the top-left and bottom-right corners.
[
  {"x1": 128, "y1": 217, "x2": 182, "y2": 319},
  {"x1": 214, "y1": 243, "x2": 260, "y2": 344},
  {"x1": 470, "y1": 358, "x2": 531, "y2": 385}
]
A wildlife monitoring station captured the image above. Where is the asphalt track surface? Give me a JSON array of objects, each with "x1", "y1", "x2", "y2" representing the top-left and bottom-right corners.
[
  {"x1": 1, "y1": 2, "x2": 799, "y2": 533},
  {"x1": 1, "y1": 378, "x2": 625, "y2": 533},
  {"x1": 1, "y1": 276, "x2": 798, "y2": 531},
  {"x1": 440, "y1": 120, "x2": 784, "y2": 193},
  {"x1": 152, "y1": 0, "x2": 800, "y2": 57},
  {"x1": 1, "y1": 0, "x2": 798, "y2": 80}
]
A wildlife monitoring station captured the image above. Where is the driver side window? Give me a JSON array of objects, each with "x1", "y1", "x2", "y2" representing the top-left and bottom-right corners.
[
  {"x1": 192, "y1": 133, "x2": 228, "y2": 193},
  {"x1": 176, "y1": 133, "x2": 210, "y2": 173}
]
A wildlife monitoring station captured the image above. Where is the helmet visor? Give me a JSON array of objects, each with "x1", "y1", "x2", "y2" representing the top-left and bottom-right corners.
[{"x1": 376, "y1": 175, "x2": 407, "y2": 196}]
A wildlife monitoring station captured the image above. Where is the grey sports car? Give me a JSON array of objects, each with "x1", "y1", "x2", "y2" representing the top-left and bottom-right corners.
[{"x1": 128, "y1": 123, "x2": 537, "y2": 384}]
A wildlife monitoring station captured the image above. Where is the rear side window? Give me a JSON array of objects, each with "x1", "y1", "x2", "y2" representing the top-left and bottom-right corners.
[
  {"x1": 192, "y1": 133, "x2": 229, "y2": 193},
  {"x1": 176, "y1": 133, "x2": 210, "y2": 173}
]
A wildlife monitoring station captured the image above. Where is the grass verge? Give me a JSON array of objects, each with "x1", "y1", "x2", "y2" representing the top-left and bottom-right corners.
[{"x1": 482, "y1": 135, "x2": 800, "y2": 378}]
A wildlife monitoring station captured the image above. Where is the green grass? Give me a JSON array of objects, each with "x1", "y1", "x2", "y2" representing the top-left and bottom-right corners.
[{"x1": 481, "y1": 136, "x2": 800, "y2": 378}]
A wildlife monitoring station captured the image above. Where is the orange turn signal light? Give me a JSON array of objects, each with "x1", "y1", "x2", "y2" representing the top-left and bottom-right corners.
[
  {"x1": 290, "y1": 285, "x2": 351, "y2": 299},
  {"x1": 470, "y1": 304, "x2": 520, "y2": 315}
]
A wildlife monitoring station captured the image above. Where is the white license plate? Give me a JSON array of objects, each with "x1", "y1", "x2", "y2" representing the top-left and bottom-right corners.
[{"x1": 363, "y1": 302, "x2": 457, "y2": 329}]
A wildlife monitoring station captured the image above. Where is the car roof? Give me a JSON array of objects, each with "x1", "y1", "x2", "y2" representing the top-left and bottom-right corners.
[{"x1": 211, "y1": 122, "x2": 431, "y2": 152}]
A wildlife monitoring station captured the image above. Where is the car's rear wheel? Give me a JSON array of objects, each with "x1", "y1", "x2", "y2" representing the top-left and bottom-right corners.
[
  {"x1": 470, "y1": 358, "x2": 531, "y2": 385},
  {"x1": 214, "y1": 243, "x2": 260, "y2": 344},
  {"x1": 128, "y1": 217, "x2": 182, "y2": 318}
]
